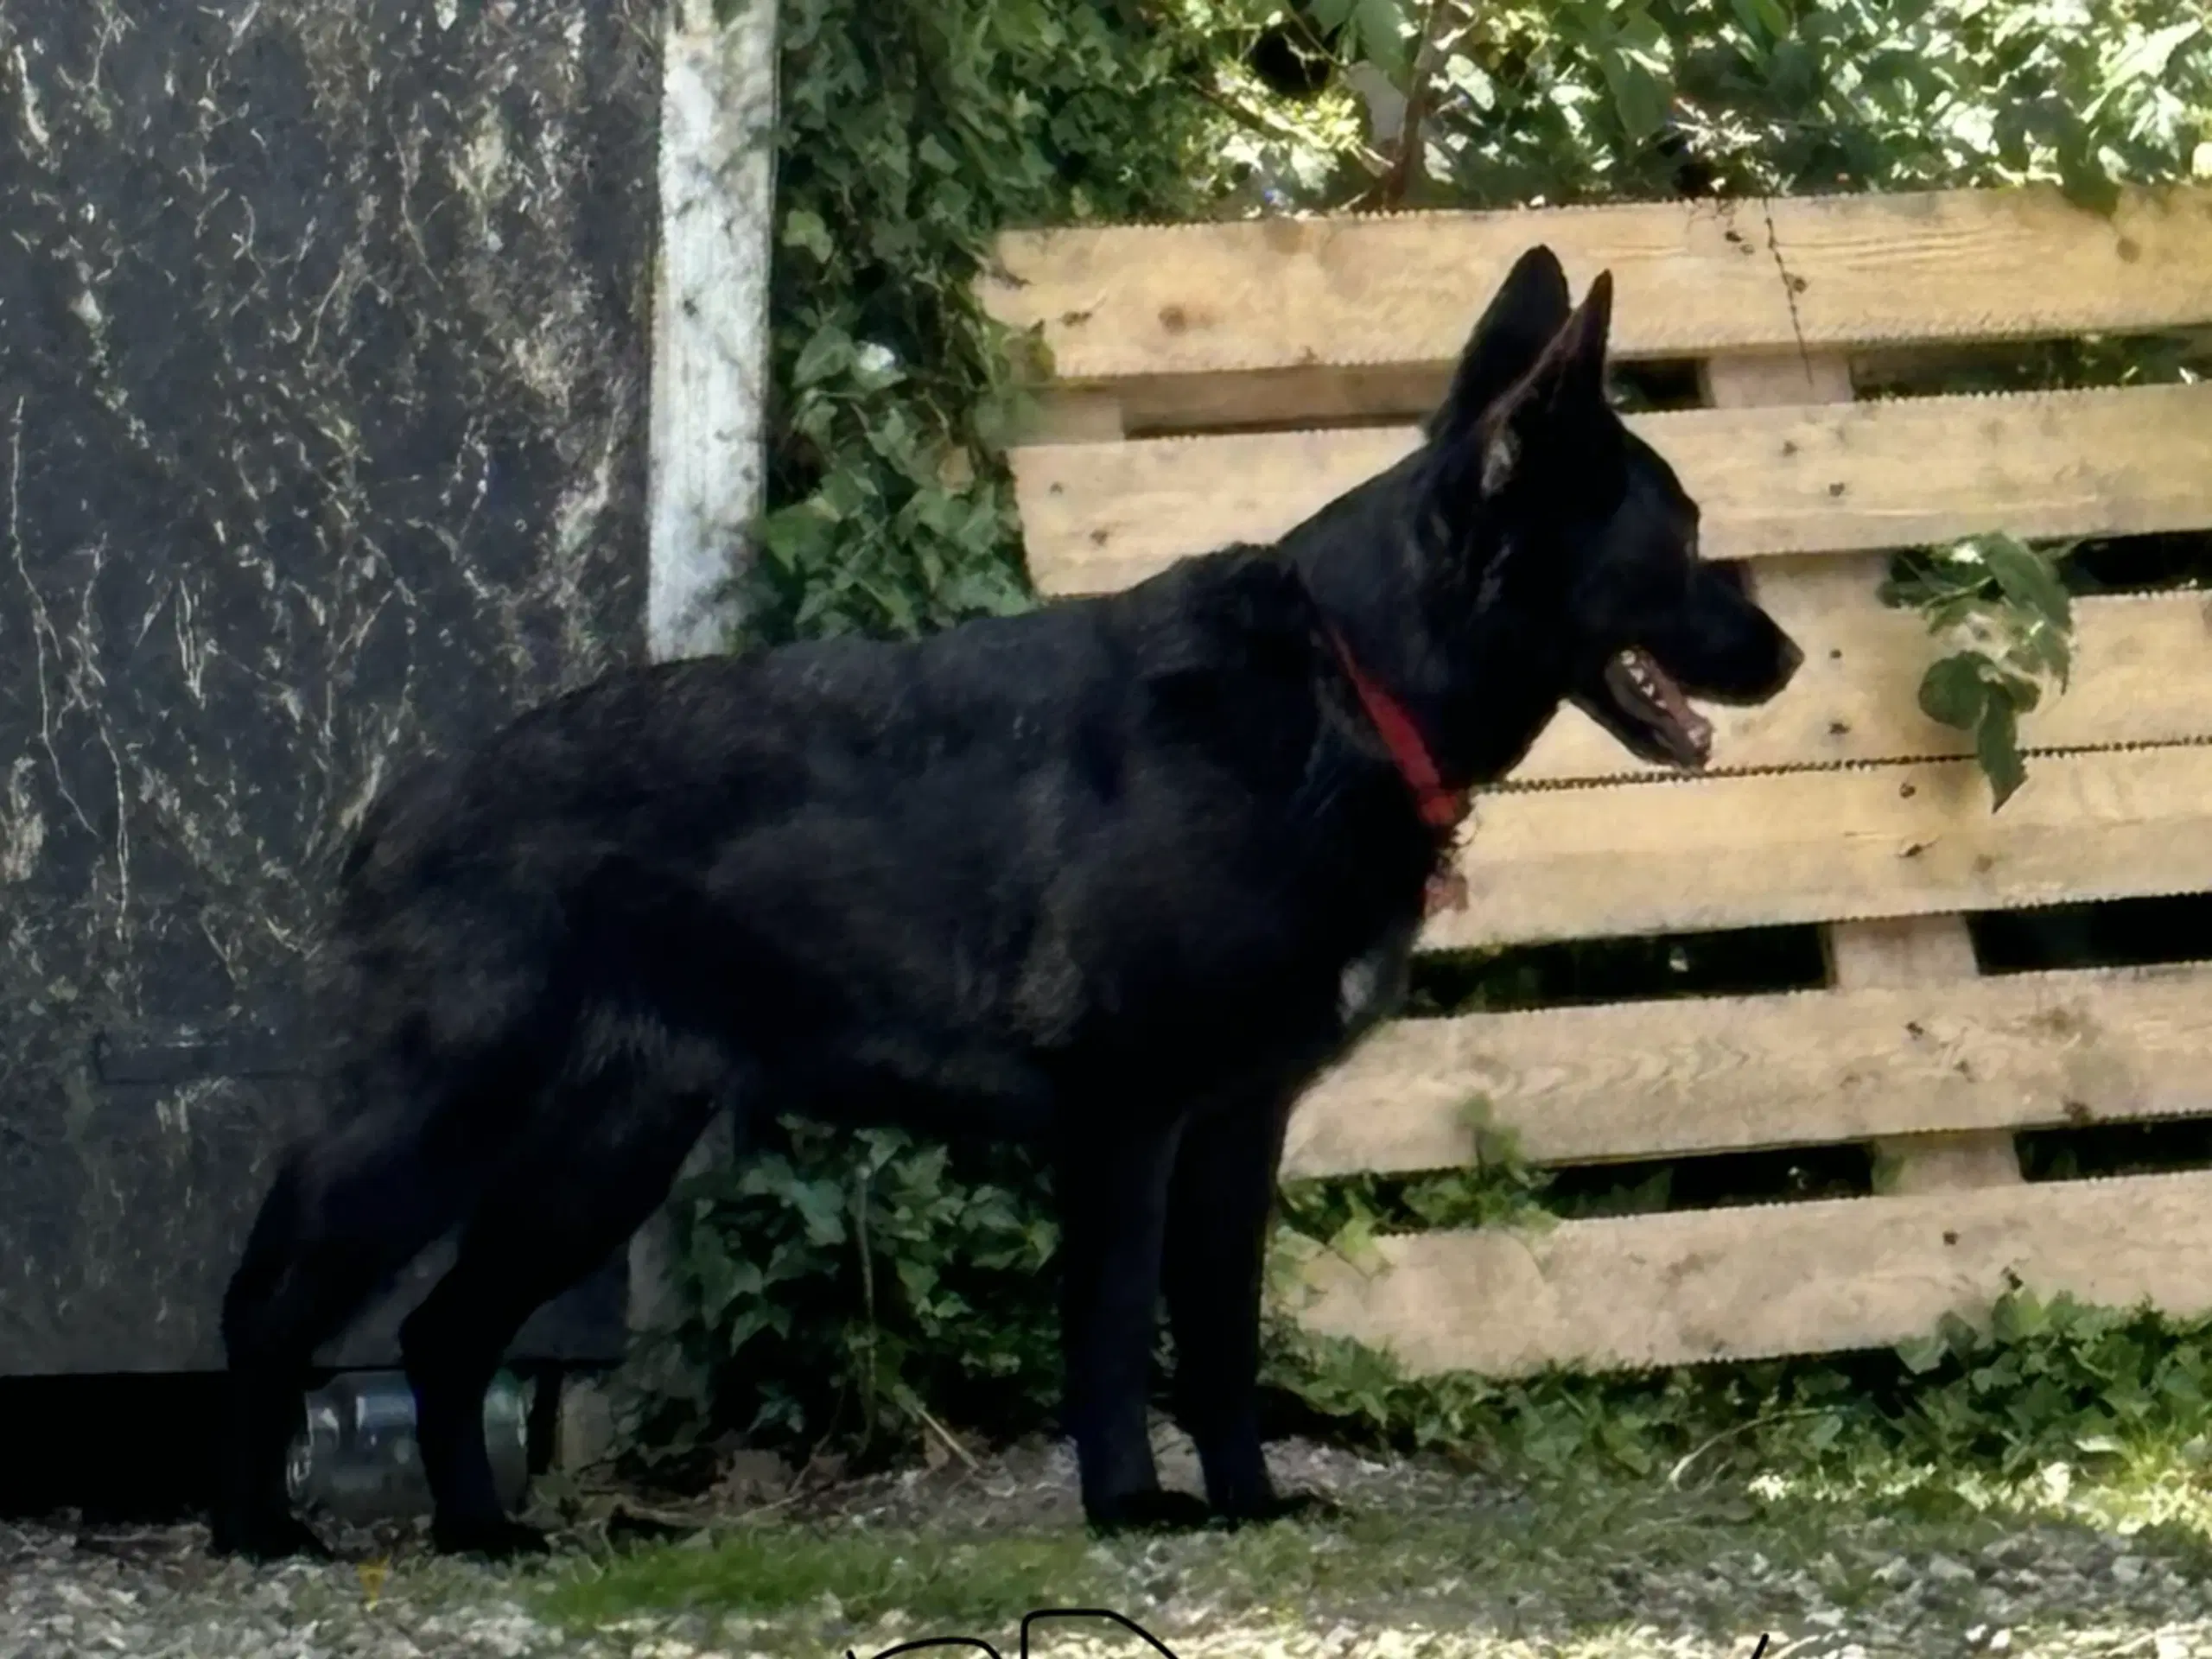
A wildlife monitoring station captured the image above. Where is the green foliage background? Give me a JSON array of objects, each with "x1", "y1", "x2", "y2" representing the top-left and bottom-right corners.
[{"x1": 644, "y1": 0, "x2": 2212, "y2": 1484}]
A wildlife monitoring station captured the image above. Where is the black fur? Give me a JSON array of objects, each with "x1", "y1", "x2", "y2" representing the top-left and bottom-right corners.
[{"x1": 212, "y1": 247, "x2": 1802, "y2": 1560}]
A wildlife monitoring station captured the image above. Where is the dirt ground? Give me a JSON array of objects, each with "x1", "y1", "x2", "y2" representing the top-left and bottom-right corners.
[{"x1": 7, "y1": 1427, "x2": 2212, "y2": 1658}]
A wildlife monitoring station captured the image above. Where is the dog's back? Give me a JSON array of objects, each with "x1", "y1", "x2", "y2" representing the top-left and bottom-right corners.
[{"x1": 313, "y1": 545, "x2": 1421, "y2": 1147}]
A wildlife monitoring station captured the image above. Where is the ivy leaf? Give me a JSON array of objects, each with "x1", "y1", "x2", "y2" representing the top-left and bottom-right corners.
[
  {"x1": 690, "y1": 1230, "x2": 743, "y2": 1325},
  {"x1": 781, "y1": 207, "x2": 836, "y2": 264},
  {"x1": 1998, "y1": 665, "x2": 2043, "y2": 715},
  {"x1": 1729, "y1": 0, "x2": 1789, "y2": 41},
  {"x1": 1918, "y1": 652, "x2": 1989, "y2": 731},
  {"x1": 1979, "y1": 534, "x2": 2072, "y2": 636},
  {"x1": 2020, "y1": 621, "x2": 2074, "y2": 690},
  {"x1": 755, "y1": 504, "x2": 837, "y2": 574},
  {"x1": 2106, "y1": 21, "x2": 2203, "y2": 90},
  {"x1": 1599, "y1": 50, "x2": 1671, "y2": 143},
  {"x1": 1351, "y1": 0, "x2": 1411, "y2": 82},
  {"x1": 1976, "y1": 695, "x2": 2028, "y2": 810},
  {"x1": 793, "y1": 324, "x2": 856, "y2": 388}
]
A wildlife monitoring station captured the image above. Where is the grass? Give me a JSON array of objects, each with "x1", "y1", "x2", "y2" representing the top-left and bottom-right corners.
[
  {"x1": 528, "y1": 1439, "x2": 2212, "y2": 1657},
  {"x1": 540, "y1": 1528, "x2": 1113, "y2": 1631}
]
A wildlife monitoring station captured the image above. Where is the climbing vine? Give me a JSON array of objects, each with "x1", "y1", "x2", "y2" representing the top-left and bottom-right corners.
[{"x1": 639, "y1": 0, "x2": 2212, "y2": 1474}]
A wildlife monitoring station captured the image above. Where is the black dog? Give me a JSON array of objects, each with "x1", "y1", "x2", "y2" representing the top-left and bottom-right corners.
[{"x1": 212, "y1": 246, "x2": 1802, "y2": 1560}]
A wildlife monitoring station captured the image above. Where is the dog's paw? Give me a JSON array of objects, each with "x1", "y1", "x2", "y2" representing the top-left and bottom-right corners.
[
  {"x1": 431, "y1": 1514, "x2": 552, "y2": 1562},
  {"x1": 208, "y1": 1510, "x2": 334, "y2": 1563},
  {"x1": 1084, "y1": 1489, "x2": 1214, "y2": 1535},
  {"x1": 1217, "y1": 1489, "x2": 1341, "y2": 1529}
]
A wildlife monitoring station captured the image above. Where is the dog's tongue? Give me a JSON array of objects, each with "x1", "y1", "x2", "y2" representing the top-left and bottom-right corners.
[{"x1": 1606, "y1": 648, "x2": 1713, "y2": 767}]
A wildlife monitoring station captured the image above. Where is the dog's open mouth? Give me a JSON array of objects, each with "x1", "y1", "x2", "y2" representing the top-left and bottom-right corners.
[{"x1": 1604, "y1": 647, "x2": 1713, "y2": 768}]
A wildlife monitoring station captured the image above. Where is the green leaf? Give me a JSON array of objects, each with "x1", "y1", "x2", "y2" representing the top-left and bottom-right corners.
[
  {"x1": 1351, "y1": 0, "x2": 1410, "y2": 80},
  {"x1": 2107, "y1": 21, "x2": 2203, "y2": 88},
  {"x1": 1596, "y1": 50, "x2": 1670, "y2": 143},
  {"x1": 1978, "y1": 535, "x2": 2072, "y2": 635},
  {"x1": 1729, "y1": 0, "x2": 1790, "y2": 40},
  {"x1": 754, "y1": 504, "x2": 836, "y2": 574},
  {"x1": 1917, "y1": 652, "x2": 1989, "y2": 731},
  {"x1": 2019, "y1": 621, "x2": 2074, "y2": 690},
  {"x1": 792, "y1": 324, "x2": 855, "y2": 388},
  {"x1": 1976, "y1": 695, "x2": 2027, "y2": 810},
  {"x1": 781, "y1": 207, "x2": 835, "y2": 263}
]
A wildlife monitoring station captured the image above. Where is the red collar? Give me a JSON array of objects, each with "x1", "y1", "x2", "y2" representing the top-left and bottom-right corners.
[{"x1": 1325, "y1": 627, "x2": 1471, "y2": 833}]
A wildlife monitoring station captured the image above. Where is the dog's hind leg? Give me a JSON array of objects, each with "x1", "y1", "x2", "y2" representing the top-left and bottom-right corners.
[
  {"x1": 400, "y1": 1035, "x2": 730, "y2": 1559},
  {"x1": 213, "y1": 1109, "x2": 483, "y2": 1560},
  {"x1": 1162, "y1": 1089, "x2": 1324, "y2": 1525}
]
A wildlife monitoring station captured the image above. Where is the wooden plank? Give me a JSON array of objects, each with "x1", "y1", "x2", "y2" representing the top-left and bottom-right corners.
[
  {"x1": 1828, "y1": 913, "x2": 2025, "y2": 1194},
  {"x1": 1427, "y1": 744, "x2": 2212, "y2": 950},
  {"x1": 1285, "y1": 960, "x2": 2212, "y2": 1177},
  {"x1": 1823, "y1": 912, "x2": 1979, "y2": 985},
  {"x1": 1700, "y1": 349, "x2": 1854, "y2": 407},
  {"x1": 1011, "y1": 382, "x2": 2212, "y2": 594},
  {"x1": 983, "y1": 186, "x2": 2212, "y2": 387},
  {"x1": 1703, "y1": 356, "x2": 2012, "y2": 1193},
  {"x1": 1874, "y1": 1133, "x2": 2025, "y2": 1195},
  {"x1": 1014, "y1": 426, "x2": 1416, "y2": 594},
  {"x1": 1291, "y1": 1170, "x2": 2212, "y2": 1376}
]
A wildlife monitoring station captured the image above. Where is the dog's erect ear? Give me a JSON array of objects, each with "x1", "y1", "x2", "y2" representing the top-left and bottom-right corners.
[
  {"x1": 1475, "y1": 270, "x2": 1615, "y2": 499},
  {"x1": 1426, "y1": 246, "x2": 1574, "y2": 447}
]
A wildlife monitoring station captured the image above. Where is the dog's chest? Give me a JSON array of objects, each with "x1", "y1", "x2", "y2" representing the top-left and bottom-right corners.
[{"x1": 1332, "y1": 919, "x2": 1419, "y2": 1037}]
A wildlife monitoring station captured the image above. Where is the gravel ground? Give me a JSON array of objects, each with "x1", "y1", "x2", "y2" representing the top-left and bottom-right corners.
[{"x1": 7, "y1": 1431, "x2": 2212, "y2": 1658}]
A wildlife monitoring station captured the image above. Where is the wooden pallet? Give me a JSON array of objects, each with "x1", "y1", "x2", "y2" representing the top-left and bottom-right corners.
[{"x1": 983, "y1": 183, "x2": 2212, "y2": 1376}]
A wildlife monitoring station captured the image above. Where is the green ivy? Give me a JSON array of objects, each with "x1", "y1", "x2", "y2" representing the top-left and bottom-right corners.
[
  {"x1": 1269, "y1": 1288, "x2": 2212, "y2": 1488},
  {"x1": 652, "y1": 1123, "x2": 1065, "y2": 1458},
  {"x1": 643, "y1": 0, "x2": 2212, "y2": 1477},
  {"x1": 1884, "y1": 534, "x2": 2076, "y2": 809},
  {"x1": 741, "y1": 0, "x2": 1276, "y2": 647},
  {"x1": 1284, "y1": 0, "x2": 2209, "y2": 210}
]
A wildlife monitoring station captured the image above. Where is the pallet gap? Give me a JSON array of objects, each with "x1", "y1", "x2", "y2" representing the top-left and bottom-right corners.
[
  {"x1": 1404, "y1": 923, "x2": 1828, "y2": 1018},
  {"x1": 1850, "y1": 330, "x2": 2211, "y2": 399},
  {"x1": 1968, "y1": 892, "x2": 2212, "y2": 975},
  {"x1": 1610, "y1": 358, "x2": 1709, "y2": 413},
  {"x1": 1101, "y1": 356, "x2": 1718, "y2": 438},
  {"x1": 1547, "y1": 1141, "x2": 1875, "y2": 1220},
  {"x1": 2067, "y1": 529, "x2": 2212, "y2": 596},
  {"x1": 1291, "y1": 1141, "x2": 1878, "y2": 1235},
  {"x1": 2020, "y1": 1116, "x2": 2212, "y2": 1184},
  {"x1": 1880, "y1": 528, "x2": 2212, "y2": 597}
]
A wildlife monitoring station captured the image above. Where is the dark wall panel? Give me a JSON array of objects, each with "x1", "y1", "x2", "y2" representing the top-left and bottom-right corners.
[{"x1": 0, "y1": 0, "x2": 661, "y2": 1372}]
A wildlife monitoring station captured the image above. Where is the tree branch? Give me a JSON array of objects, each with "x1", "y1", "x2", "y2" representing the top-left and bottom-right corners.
[{"x1": 1369, "y1": 0, "x2": 1467, "y2": 210}]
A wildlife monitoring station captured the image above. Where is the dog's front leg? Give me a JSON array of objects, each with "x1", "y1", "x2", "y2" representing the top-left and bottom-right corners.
[
  {"x1": 1162, "y1": 1088, "x2": 1331, "y2": 1526},
  {"x1": 1052, "y1": 1118, "x2": 1206, "y2": 1531}
]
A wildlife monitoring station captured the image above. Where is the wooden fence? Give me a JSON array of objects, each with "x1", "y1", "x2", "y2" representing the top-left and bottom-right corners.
[{"x1": 982, "y1": 184, "x2": 2212, "y2": 1376}]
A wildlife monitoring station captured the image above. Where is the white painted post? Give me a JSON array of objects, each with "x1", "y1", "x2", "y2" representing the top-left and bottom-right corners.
[
  {"x1": 646, "y1": 0, "x2": 781, "y2": 663},
  {"x1": 603, "y1": 0, "x2": 780, "y2": 1445}
]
